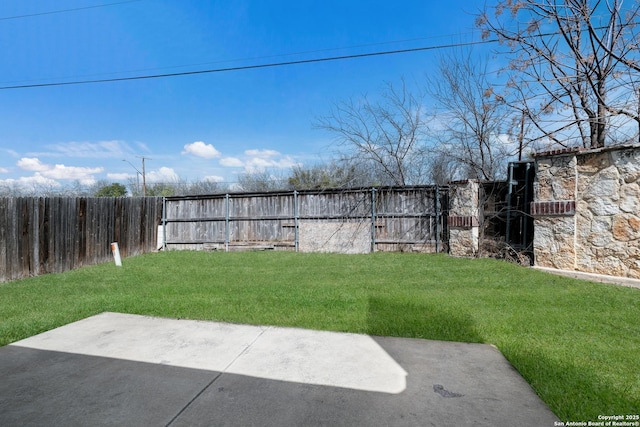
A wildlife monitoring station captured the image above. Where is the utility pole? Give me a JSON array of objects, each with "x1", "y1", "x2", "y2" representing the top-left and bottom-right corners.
[{"x1": 137, "y1": 156, "x2": 151, "y2": 196}]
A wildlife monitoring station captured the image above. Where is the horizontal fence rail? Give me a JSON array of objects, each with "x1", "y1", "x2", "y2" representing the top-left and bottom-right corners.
[
  {"x1": 0, "y1": 197, "x2": 163, "y2": 283},
  {"x1": 163, "y1": 186, "x2": 449, "y2": 253}
]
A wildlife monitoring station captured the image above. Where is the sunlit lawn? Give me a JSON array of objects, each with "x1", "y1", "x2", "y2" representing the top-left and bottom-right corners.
[{"x1": 1, "y1": 251, "x2": 638, "y2": 420}]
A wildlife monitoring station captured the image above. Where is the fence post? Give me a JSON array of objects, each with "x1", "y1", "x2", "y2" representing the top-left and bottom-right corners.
[
  {"x1": 435, "y1": 186, "x2": 440, "y2": 253},
  {"x1": 370, "y1": 188, "x2": 377, "y2": 253},
  {"x1": 225, "y1": 194, "x2": 230, "y2": 252},
  {"x1": 505, "y1": 163, "x2": 514, "y2": 246},
  {"x1": 162, "y1": 197, "x2": 167, "y2": 251},
  {"x1": 294, "y1": 190, "x2": 299, "y2": 252}
]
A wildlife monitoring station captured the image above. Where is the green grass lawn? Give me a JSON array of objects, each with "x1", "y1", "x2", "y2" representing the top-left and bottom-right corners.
[{"x1": 0, "y1": 251, "x2": 638, "y2": 420}]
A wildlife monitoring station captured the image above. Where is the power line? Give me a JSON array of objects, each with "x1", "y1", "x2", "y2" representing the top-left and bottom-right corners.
[
  {"x1": 0, "y1": 26, "x2": 588, "y2": 90},
  {"x1": 0, "y1": 0, "x2": 143, "y2": 21},
  {"x1": 0, "y1": 39, "x2": 497, "y2": 90},
  {"x1": 0, "y1": 32, "x2": 487, "y2": 85}
]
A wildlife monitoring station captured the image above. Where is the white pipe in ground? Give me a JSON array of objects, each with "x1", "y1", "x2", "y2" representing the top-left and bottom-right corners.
[{"x1": 110, "y1": 242, "x2": 122, "y2": 267}]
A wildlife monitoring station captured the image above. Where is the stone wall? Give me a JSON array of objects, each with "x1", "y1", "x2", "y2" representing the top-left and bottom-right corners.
[
  {"x1": 532, "y1": 145, "x2": 640, "y2": 279},
  {"x1": 448, "y1": 180, "x2": 481, "y2": 257}
]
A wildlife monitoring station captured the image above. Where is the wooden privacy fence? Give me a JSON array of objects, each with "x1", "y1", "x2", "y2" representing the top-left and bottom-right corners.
[
  {"x1": 163, "y1": 186, "x2": 449, "y2": 253},
  {"x1": 0, "y1": 197, "x2": 162, "y2": 282}
]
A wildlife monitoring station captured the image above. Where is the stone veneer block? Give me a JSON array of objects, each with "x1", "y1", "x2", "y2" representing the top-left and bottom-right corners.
[
  {"x1": 447, "y1": 180, "x2": 481, "y2": 256},
  {"x1": 533, "y1": 216, "x2": 576, "y2": 270},
  {"x1": 533, "y1": 144, "x2": 640, "y2": 279}
]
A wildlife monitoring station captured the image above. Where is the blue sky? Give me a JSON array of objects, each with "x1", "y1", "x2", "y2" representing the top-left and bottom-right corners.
[{"x1": 0, "y1": 0, "x2": 489, "y2": 190}]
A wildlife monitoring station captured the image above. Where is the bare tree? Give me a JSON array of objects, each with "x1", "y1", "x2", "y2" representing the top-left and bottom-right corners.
[
  {"x1": 426, "y1": 151, "x2": 461, "y2": 185},
  {"x1": 316, "y1": 80, "x2": 430, "y2": 186},
  {"x1": 288, "y1": 163, "x2": 349, "y2": 190},
  {"x1": 145, "y1": 182, "x2": 178, "y2": 197},
  {"x1": 477, "y1": 0, "x2": 640, "y2": 148},
  {"x1": 184, "y1": 179, "x2": 225, "y2": 195},
  {"x1": 236, "y1": 170, "x2": 289, "y2": 192},
  {"x1": 126, "y1": 176, "x2": 142, "y2": 196},
  {"x1": 0, "y1": 182, "x2": 23, "y2": 197},
  {"x1": 426, "y1": 52, "x2": 516, "y2": 180},
  {"x1": 287, "y1": 160, "x2": 386, "y2": 190}
]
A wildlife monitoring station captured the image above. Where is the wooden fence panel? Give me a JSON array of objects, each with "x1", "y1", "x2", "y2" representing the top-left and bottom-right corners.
[
  {"x1": 373, "y1": 187, "x2": 445, "y2": 251},
  {"x1": 164, "y1": 187, "x2": 448, "y2": 252},
  {"x1": 0, "y1": 199, "x2": 8, "y2": 280},
  {"x1": 0, "y1": 197, "x2": 163, "y2": 283},
  {"x1": 298, "y1": 190, "x2": 370, "y2": 219}
]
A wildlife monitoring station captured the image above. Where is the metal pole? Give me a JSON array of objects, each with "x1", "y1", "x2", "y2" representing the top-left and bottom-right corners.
[
  {"x1": 162, "y1": 196, "x2": 167, "y2": 251},
  {"x1": 506, "y1": 163, "x2": 515, "y2": 246},
  {"x1": 225, "y1": 193, "x2": 230, "y2": 252},
  {"x1": 370, "y1": 188, "x2": 377, "y2": 253},
  {"x1": 294, "y1": 190, "x2": 299, "y2": 252},
  {"x1": 518, "y1": 110, "x2": 525, "y2": 161},
  {"x1": 523, "y1": 162, "x2": 532, "y2": 251},
  {"x1": 435, "y1": 186, "x2": 440, "y2": 253}
]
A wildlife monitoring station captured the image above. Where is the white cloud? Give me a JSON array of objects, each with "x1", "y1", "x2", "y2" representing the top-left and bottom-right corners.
[
  {"x1": 244, "y1": 153, "x2": 299, "y2": 173},
  {"x1": 0, "y1": 174, "x2": 60, "y2": 188},
  {"x1": 204, "y1": 175, "x2": 225, "y2": 182},
  {"x1": 146, "y1": 167, "x2": 179, "y2": 183},
  {"x1": 17, "y1": 157, "x2": 50, "y2": 172},
  {"x1": 182, "y1": 141, "x2": 221, "y2": 159},
  {"x1": 46, "y1": 164, "x2": 103, "y2": 180},
  {"x1": 3, "y1": 149, "x2": 19, "y2": 158},
  {"x1": 218, "y1": 149, "x2": 300, "y2": 174},
  {"x1": 220, "y1": 157, "x2": 244, "y2": 167},
  {"x1": 32, "y1": 140, "x2": 135, "y2": 158},
  {"x1": 497, "y1": 133, "x2": 513, "y2": 145},
  {"x1": 107, "y1": 172, "x2": 133, "y2": 180},
  {"x1": 0, "y1": 167, "x2": 8, "y2": 173},
  {"x1": 25, "y1": 174, "x2": 60, "y2": 186},
  {"x1": 496, "y1": 133, "x2": 521, "y2": 157},
  {"x1": 248, "y1": 157, "x2": 273, "y2": 168},
  {"x1": 245, "y1": 149, "x2": 280, "y2": 158},
  {"x1": 135, "y1": 141, "x2": 150, "y2": 152},
  {"x1": 15, "y1": 157, "x2": 103, "y2": 185}
]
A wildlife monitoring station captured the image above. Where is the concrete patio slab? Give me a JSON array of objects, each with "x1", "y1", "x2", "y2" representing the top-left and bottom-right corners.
[{"x1": 0, "y1": 312, "x2": 559, "y2": 426}]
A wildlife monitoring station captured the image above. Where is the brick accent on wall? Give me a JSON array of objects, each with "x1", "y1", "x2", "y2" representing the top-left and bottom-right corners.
[
  {"x1": 530, "y1": 200, "x2": 576, "y2": 216},
  {"x1": 447, "y1": 216, "x2": 479, "y2": 228},
  {"x1": 532, "y1": 147, "x2": 584, "y2": 158}
]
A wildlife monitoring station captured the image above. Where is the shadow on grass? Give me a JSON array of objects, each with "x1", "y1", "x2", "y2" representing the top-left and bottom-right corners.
[{"x1": 365, "y1": 296, "x2": 483, "y2": 343}]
